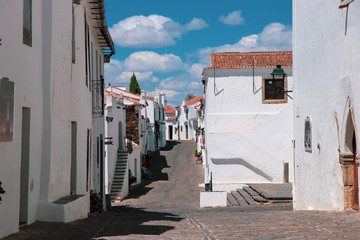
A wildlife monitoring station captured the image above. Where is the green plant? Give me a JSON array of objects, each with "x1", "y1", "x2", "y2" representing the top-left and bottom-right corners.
[
  {"x1": 129, "y1": 73, "x2": 141, "y2": 95},
  {"x1": 194, "y1": 148, "x2": 198, "y2": 156}
]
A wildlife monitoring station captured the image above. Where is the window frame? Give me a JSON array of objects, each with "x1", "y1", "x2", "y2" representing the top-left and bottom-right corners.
[
  {"x1": 23, "y1": 0, "x2": 32, "y2": 47},
  {"x1": 262, "y1": 76, "x2": 288, "y2": 104}
]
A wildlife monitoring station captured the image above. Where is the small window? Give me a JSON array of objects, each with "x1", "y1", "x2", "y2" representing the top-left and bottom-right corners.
[
  {"x1": 262, "y1": 76, "x2": 288, "y2": 104},
  {"x1": 23, "y1": 0, "x2": 32, "y2": 46}
]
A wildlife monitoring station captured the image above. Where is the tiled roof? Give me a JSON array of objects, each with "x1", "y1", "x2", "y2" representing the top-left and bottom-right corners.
[
  {"x1": 175, "y1": 96, "x2": 203, "y2": 108},
  {"x1": 204, "y1": 51, "x2": 292, "y2": 70},
  {"x1": 166, "y1": 116, "x2": 178, "y2": 121},
  {"x1": 185, "y1": 96, "x2": 203, "y2": 107},
  {"x1": 104, "y1": 90, "x2": 144, "y2": 107},
  {"x1": 165, "y1": 105, "x2": 175, "y2": 114}
]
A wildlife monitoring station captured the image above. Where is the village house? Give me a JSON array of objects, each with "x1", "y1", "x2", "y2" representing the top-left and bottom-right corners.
[
  {"x1": 175, "y1": 96, "x2": 203, "y2": 141},
  {"x1": 0, "y1": 0, "x2": 115, "y2": 238},
  {"x1": 202, "y1": 51, "x2": 293, "y2": 191},
  {"x1": 165, "y1": 105, "x2": 177, "y2": 140},
  {"x1": 105, "y1": 85, "x2": 166, "y2": 151},
  {"x1": 293, "y1": 0, "x2": 360, "y2": 211},
  {"x1": 104, "y1": 87, "x2": 146, "y2": 202}
]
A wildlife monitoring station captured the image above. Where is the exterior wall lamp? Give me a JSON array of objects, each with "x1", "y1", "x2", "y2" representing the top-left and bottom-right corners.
[{"x1": 105, "y1": 116, "x2": 113, "y2": 123}]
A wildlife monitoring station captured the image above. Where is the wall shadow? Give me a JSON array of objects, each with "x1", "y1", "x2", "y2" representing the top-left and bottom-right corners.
[
  {"x1": 161, "y1": 140, "x2": 181, "y2": 151},
  {"x1": 97, "y1": 206, "x2": 183, "y2": 238}
]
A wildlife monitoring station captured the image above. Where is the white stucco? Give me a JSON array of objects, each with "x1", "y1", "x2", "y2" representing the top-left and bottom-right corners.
[
  {"x1": 203, "y1": 66, "x2": 294, "y2": 189},
  {"x1": 0, "y1": 1, "x2": 113, "y2": 237},
  {"x1": 293, "y1": 0, "x2": 360, "y2": 210}
]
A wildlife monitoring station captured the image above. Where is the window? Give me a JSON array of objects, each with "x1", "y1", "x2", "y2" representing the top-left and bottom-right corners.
[
  {"x1": 262, "y1": 76, "x2": 288, "y2": 104},
  {"x1": 71, "y1": 5, "x2": 75, "y2": 63},
  {"x1": 85, "y1": 20, "x2": 88, "y2": 86},
  {"x1": 23, "y1": 0, "x2": 32, "y2": 46}
]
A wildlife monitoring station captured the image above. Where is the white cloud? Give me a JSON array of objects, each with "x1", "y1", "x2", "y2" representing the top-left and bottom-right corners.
[
  {"x1": 149, "y1": 89, "x2": 180, "y2": 102},
  {"x1": 109, "y1": 15, "x2": 208, "y2": 48},
  {"x1": 185, "y1": 18, "x2": 209, "y2": 31},
  {"x1": 219, "y1": 10, "x2": 245, "y2": 25},
  {"x1": 186, "y1": 63, "x2": 206, "y2": 81},
  {"x1": 115, "y1": 71, "x2": 159, "y2": 83},
  {"x1": 195, "y1": 22, "x2": 292, "y2": 65},
  {"x1": 124, "y1": 51, "x2": 183, "y2": 73}
]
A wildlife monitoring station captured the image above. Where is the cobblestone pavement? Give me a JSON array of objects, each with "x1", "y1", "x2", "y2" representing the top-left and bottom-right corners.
[{"x1": 5, "y1": 140, "x2": 360, "y2": 240}]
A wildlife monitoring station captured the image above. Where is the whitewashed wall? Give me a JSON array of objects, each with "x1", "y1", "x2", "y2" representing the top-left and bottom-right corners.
[
  {"x1": 203, "y1": 67, "x2": 293, "y2": 187},
  {"x1": 104, "y1": 96, "x2": 126, "y2": 194},
  {"x1": 293, "y1": 0, "x2": 360, "y2": 210},
  {"x1": 0, "y1": 1, "x2": 44, "y2": 237},
  {"x1": 0, "y1": 0, "x2": 100, "y2": 237}
]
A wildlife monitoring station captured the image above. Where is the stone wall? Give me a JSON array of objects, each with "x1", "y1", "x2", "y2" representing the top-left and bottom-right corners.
[{"x1": 126, "y1": 105, "x2": 139, "y2": 145}]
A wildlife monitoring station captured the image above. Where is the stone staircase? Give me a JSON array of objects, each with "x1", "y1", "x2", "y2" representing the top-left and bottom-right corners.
[
  {"x1": 227, "y1": 184, "x2": 292, "y2": 206},
  {"x1": 109, "y1": 150, "x2": 128, "y2": 203}
]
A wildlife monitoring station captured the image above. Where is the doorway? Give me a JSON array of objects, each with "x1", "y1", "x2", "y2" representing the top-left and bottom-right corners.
[
  {"x1": 185, "y1": 125, "x2": 188, "y2": 140},
  {"x1": 118, "y1": 121, "x2": 123, "y2": 150},
  {"x1": 342, "y1": 111, "x2": 359, "y2": 210},
  {"x1": 20, "y1": 107, "x2": 30, "y2": 224},
  {"x1": 70, "y1": 121, "x2": 77, "y2": 195},
  {"x1": 168, "y1": 125, "x2": 173, "y2": 140}
]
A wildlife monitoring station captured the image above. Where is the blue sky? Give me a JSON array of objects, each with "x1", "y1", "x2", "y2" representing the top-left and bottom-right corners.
[{"x1": 104, "y1": 0, "x2": 292, "y2": 106}]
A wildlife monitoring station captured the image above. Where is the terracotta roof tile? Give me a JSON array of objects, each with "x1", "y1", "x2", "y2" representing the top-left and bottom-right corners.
[
  {"x1": 185, "y1": 96, "x2": 203, "y2": 107},
  {"x1": 165, "y1": 105, "x2": 176, "y2": 114},
  {"x1": 166, "y1": 116, "x2": 178, "y2": 121},
  {"x1": 204, "y1": 51, "x2": 292, "y2": 70}
]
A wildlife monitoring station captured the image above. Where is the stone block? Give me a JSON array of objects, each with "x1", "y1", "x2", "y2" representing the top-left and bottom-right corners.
[{"x1": 200, "y1": 192, "x2": 227, "y2": 208}]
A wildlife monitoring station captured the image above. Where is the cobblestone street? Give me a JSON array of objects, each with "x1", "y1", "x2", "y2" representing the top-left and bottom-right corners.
[{"x1": 5, "y1": 140, "x2": 360, "y2": 240}]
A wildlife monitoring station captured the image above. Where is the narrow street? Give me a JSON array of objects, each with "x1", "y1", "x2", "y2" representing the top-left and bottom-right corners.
[{"x1": 5, "y1": 140, "x2": 360, "y2": 239}]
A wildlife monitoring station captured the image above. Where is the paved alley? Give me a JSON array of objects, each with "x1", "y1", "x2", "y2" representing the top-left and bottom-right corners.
[{"x1": 5, "y1": 140, "x2": 360, "y2": 240}]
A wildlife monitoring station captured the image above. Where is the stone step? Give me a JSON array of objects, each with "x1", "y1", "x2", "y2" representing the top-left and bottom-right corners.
[
  {"x1": 227, "y1": 193, "x2": 239, "y2": 206},
  {"x1": 243, "y1": 186, "x2": 268, "y2": 203},
  {"x1": 237, "y1": 189, "x2": 257, "y2": 205},
  {"x1": 231, "y1": 191, "x2": 248, "y2": 206}
]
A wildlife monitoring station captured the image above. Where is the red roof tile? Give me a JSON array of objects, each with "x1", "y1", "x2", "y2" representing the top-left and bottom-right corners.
[
  {"x1": 204, "y1": 51, "x2": 292, "y2": 70},
  {"x1": 165, "y1": 105, "x2": 176, "y2": 114},
  {"x1": 185, "y1": 96, "x2": 203, "y2": 107},
  {"x1": 166, "y1": 116, "x2": 178, "y2": 121}
]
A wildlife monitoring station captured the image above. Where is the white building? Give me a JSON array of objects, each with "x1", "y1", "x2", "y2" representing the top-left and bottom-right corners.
[
  {"x1": 293, "y1": 0, "x2": 360, "y2": 211},
  {"x1": 104, "y1": 93, "x2": 127, "y2": 201},
  {"x1": 0, "y1": 0, "x2": 115, "y2": 238},
  {"x1": 105, "y1": 85, "x2": 166, "y2": 150},
  {"x1": 165, "y1": 105, "x2": 177, "y2": 140},
  {"x1": 202, "y1": 51, "x2": 293, "y2": 191},
  {"x1": 175, "y1": 96, "x2": 203, "y2": 140}
]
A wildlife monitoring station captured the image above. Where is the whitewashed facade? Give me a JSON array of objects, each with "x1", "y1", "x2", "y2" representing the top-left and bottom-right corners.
[
  {"x1": 0, "y1": 0, "x2": 115, "y2": 238},
  {"x1": 165, "y1": 105, "x2": 177, "y2": 140},
  {"x1": 293, "y1": 0, "x2": 360, "y2": 211},
  {"x1": 175, "y1": 96, "x2": 203, "y2": 141},
  {"x1": 202, "y1": 52, "x2": 293, "y2": 191}
]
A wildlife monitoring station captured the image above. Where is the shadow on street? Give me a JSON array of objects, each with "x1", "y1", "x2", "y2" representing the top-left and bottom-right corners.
[
  {"x1": 97, "y1": 206, "x2": 183, "y2": 238},
  {"x1": 160, "y1": 140, "x2": 181, "y2": 151},
  {"x1": 123, "y1": 144, "x2": 173, "y2": 200}
]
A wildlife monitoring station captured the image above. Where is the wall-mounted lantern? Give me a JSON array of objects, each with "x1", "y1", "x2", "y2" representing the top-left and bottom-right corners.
[{"x1": 105, "y1": 116, "x2": 113, "y2": 123}]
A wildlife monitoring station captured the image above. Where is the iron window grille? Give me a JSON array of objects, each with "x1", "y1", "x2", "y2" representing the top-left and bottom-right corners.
[{"x1": 92, "y1": 75, "x2": 104, "y2": 115}]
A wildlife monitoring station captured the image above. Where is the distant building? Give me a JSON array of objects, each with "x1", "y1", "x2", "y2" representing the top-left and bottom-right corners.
[
  {"x1": 175, "y1": 96, "x2": 203, "y2": 140},
  {"x1": 165, "y1": 105, "x2": 177, "y2": 140},
  {"x1": 0, "y1": 0, "x2": 115, "y2": 238},
  {"x1": 202, "y1": 51, "x2": 293, "y2": 191},
  {"x1": 293, "y1": 0, "x2": 360, "y2": 211}
]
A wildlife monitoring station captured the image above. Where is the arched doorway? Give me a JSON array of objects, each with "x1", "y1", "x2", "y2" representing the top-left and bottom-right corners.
[
  {"x1": 118, "y1": 121, "x2": 123, "y2": 150},
  {"x1": 341, "y1": 111, "x2": 359, "y2": 210}
]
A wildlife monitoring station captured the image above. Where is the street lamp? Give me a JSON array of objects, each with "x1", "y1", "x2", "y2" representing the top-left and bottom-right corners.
[{"x1": 271, "y1": 64, "x2": 287, "y2": 93}]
